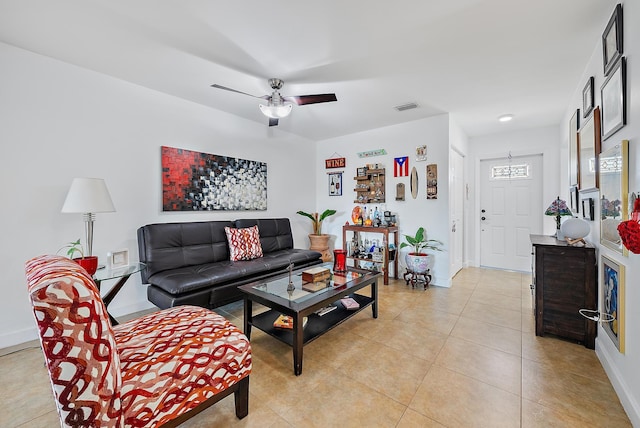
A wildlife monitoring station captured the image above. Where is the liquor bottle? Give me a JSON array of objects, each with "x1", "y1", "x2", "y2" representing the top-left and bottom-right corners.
[{"x1": 330, "y1": 176, "x2": 336, "y2": 194}]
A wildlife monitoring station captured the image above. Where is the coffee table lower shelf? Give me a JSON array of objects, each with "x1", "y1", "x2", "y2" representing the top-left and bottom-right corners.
[{"x1": 250, "y1": 294, "x2": 374, "y2": 346}]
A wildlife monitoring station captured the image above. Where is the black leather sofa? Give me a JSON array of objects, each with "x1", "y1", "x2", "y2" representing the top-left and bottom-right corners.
[{"x1": 137, "y1": 218, "x2": 323, "y2": 309}]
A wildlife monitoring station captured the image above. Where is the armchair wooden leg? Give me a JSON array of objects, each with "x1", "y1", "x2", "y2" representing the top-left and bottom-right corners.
[{"x1": 234, "y1": 376, "x2": 250, "y2": 419}]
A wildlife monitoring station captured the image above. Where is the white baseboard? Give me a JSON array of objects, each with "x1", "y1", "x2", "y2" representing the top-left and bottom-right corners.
[
  {"x1": 0, "y1": 326, "x2": 39, "y2": 351},
  {"x1": 431, "y1": 274, "x2": 452, "y2": 288},
  {"x1": 596, "y1": 339, "x2": 640, "y2": 426}
]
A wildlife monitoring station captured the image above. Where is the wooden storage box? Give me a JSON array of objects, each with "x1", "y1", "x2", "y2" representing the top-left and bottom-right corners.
[{"x1": 302, "y1": 267, "x2": 330, "y2": 283}]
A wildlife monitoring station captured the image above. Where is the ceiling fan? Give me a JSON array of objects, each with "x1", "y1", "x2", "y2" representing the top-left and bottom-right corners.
[{"x1": 211, "y1": 78, "x2": 337, "y2": 127}]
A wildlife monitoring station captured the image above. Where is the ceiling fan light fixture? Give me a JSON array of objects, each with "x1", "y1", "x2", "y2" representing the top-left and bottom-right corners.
[{"x1": 259, "y1": 103, "x2": 293, "y2": 119}]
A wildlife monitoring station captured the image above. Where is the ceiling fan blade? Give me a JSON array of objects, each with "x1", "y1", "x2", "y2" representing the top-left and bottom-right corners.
[
  {"x1": 269, "y1": 118, "x2": 279, "y2": 127},
  {"x1": 211, "y1": 84, "x2": 269, "y2": 99},
  {"x1": 283, "y1": 94, "x2": 337, "y2": 106}
]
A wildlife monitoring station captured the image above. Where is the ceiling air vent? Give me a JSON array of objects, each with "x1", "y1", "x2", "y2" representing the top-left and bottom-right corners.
[{"x1": 394, "y1": 102, "x2": 418, "y2": 112}]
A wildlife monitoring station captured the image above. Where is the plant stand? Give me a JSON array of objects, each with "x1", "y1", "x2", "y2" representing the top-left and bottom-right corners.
[{"x1": 403, "y1": 267, "x2": 431, "y2": 290}]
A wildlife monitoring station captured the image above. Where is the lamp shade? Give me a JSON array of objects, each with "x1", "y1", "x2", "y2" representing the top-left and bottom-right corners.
[
  {"x1": 259, "y1": 103, "x2": 292, "y2": 119},
  {"x1": 544, "y1": 197, "x2": 572, "y2": 217},
  {"x1": 560, "y1": 217, "x2": 590, "y2": 239},
  {"x1": 61, "y1": 178, "x2": 116, "y2": 213}
]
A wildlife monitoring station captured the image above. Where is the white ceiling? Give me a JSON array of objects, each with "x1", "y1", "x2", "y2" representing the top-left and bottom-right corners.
[{"x1": 0, "y1": 0, "x2": 616, "y2": 141}]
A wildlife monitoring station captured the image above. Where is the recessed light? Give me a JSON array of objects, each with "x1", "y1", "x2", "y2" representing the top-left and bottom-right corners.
[{"x1": 498, "y1": 114, "x2": 514, "y2": 122}]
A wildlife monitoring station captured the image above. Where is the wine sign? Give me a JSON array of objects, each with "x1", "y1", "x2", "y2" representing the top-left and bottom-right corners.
[
  {"x1": 325, "y1": 157, "x2": 346, "y2": 169},
  {"x1": 328, "y1": 172, "x2": 343, "y2": 196}
]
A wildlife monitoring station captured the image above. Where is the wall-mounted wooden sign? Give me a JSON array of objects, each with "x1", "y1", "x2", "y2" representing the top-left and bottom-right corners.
[
  {"x1": 396, "y1": 183, "x2": 405, "y2": 201},
  {"x1": 427, "y1": 163, "x2": 438, "y2": 199},
  {"x1": 325, "y1": 157, "x2": 346, "y2": 169},
  {"x1": 357, "y1": 149, "x2": 387, "y2": 158}
]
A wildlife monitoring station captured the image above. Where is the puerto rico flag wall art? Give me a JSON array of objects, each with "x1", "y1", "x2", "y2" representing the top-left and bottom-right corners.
[{"x1": 394, "y1": 156, "x2": 409, "y2": 177}]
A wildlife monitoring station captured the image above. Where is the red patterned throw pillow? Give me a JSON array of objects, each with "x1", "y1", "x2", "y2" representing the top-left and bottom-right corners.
[{"x1": 225, "y1": 225, "x2": 264, "y2": 261}]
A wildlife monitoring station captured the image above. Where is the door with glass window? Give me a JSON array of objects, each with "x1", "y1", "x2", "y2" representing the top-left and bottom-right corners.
[{"x1": 479, "y1": 154, "x2": 542, "y2": 271}]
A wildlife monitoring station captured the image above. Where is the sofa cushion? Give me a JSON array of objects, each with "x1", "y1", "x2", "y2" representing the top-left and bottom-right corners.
[
  {"x1": 234, "y1": 218, "x2": 294, "y2": 253},
  {"x1": 225, "y1": 225, "x2": 263, "y2": 261},
  {"x1": 148, "y1": 248, "x2": 323, "y2": 295},
  {"x1": 137, "y1": 221, "x2": 233, "y2": 282}
]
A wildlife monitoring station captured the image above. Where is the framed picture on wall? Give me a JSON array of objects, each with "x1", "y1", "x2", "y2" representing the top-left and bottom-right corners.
[
  {"x1": 601, "y1": 254, "x2": 625, "y2": 353},
  {"x1": 569, "y1": 109, "x2": 580, "y2": 186},
  {"x1": 601, "y1": 57, "x2": 626, "y2": 140},
  {"x1": 581, "y1": 197, "x2": 595, "y2": 221},
  {"x1": 577, "y1": 107, "x2": 601, "y2": 191},
  {"x1": 569, "y1": 186, "x2": 579, "y2": 214},
  {"x1": 582, "y1": 77, "x2": 594, "y2": 118},
  {"x1": 602, "y1": 3, "x2": 623, "y2": 76},
  {"x1": 328, "y1": 172, "x2": 342, "y2": 196}
]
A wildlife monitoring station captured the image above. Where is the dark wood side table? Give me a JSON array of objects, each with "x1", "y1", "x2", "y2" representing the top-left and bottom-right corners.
[
  {"x1": 530, "y1": 235, "x2": 597, "y2": 349},
  {"x1": 93, "y1": 262, "x2": 146, "y2": 325}
]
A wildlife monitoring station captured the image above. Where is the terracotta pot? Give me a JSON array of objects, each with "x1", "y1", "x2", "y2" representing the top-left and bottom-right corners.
[
  {"x1": 405, "y1": 252, "x2": 432, "y2": 274},
  {"x1": 308, "y1": 234, "x2": 332, "y2": 262},
  {"x1": 73, "y1": 256, "x2": 99, "y2": 275}
]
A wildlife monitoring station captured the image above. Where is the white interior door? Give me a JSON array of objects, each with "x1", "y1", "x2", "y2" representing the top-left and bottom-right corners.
[
  {"x1": 450, "y1": 150, "x2": 464, "y2": 276},
  {"x1": 480, "y1": 154, "x2": 542, "y2": 271}
]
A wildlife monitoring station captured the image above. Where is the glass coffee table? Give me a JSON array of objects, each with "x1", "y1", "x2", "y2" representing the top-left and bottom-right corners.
[{"x1": 239, "y1": 263, "x2": 380, "y2": 375}]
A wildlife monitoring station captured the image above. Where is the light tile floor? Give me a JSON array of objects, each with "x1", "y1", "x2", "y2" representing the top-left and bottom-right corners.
[{"x1": 0, "y1": 268, "x2": 631, "y2": 427}]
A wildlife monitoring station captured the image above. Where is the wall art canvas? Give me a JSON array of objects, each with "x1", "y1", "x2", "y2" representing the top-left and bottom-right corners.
[
  {"x1": 602, "y1": 254, "x2": 625, "y2": 353},
  {"x1": 416, "y1": 145, "x2": 427, "y2": 161},
  {"x1": 161, "y1": 146, "x2": 267, "y2": 211}
]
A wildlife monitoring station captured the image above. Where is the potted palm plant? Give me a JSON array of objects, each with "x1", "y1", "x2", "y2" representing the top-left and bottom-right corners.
[
  {"x1": 58, "y1": 239, "x2": 99, "y2": 275},
  {"x1": 296, "y1": 209, "x2": 337, "y2": 261},
  {"x1": 399, "y1": 227, "x2": 443, "y2": 274}
]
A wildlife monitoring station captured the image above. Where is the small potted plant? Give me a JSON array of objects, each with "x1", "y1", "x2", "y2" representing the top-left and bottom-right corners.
[
  {"x1": 296, "y1": 209, "x2": 337, "y2": 261},
  {"x1": 399, "y1": 227, "x2": 443, "y2": 274},
  {"x1": 58, "y1": 239, "x2": 99, "y2": 275}
]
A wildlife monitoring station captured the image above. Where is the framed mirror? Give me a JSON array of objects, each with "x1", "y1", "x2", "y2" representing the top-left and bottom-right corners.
[
  {"x1": 578, "y1": 107, "x2": 601, "y2": 191},
  {"x1": 599, "y1": 140, "x2": 628, "y2": 255}
]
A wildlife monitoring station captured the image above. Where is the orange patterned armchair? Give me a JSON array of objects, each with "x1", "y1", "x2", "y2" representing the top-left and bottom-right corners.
[{"x1": 25, "y1": 255, "x2": 252, "y2": 427}]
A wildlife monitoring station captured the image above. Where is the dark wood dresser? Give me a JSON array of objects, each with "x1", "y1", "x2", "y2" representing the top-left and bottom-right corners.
[{"x1": 530, "y1": 234, "x2": 597, "y2": 349}]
